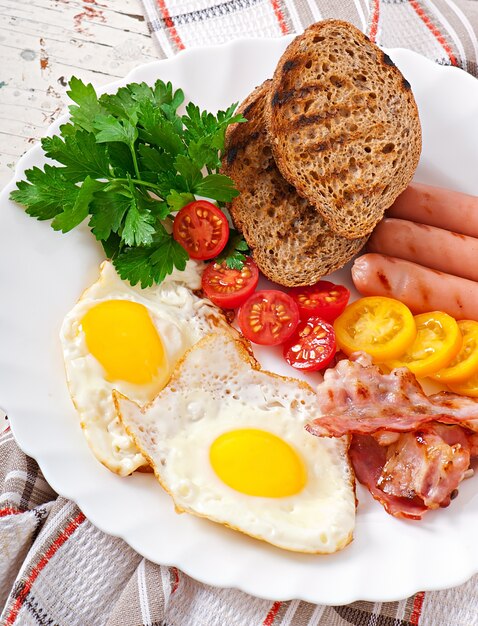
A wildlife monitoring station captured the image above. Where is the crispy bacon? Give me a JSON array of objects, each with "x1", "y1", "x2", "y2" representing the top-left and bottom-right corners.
[
  {"x1": 306, "y1": 353, "x2": 478, "y2": 437},
  {"x1": 350, "y1": 424, "x2": 472, "y2": 519},
  {"x1": 378, "y1": 424, "x2": 471, "y2": 509},
  {"x1": 305, "y1": 354, "x2": 478, "y2": 518},
  {"x1": 349, "y1": 435, "x2": 428, "y2": 520}
]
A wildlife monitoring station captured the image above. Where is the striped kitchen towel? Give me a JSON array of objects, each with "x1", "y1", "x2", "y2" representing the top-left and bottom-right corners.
[{"x1": 142, "y1": 0, "x2": 478, "y2": 76}]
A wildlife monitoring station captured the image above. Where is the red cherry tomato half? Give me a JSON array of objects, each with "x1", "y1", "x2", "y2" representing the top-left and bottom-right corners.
[
  {"x1": 288, "y1": 281, "x2": 350, "y2": 321},
  {"x1": 283, "y1": 317, "x2": 337, "y2": 372},
  {"x1": 173, "y1": 200, "x2": 229, "y2": 260},
  {"x1": 238, "y1": 290, "x2": 299, "y2": 346},
  {"x1": 201, "y1": 257, "x2": 259, "y2": 309}
]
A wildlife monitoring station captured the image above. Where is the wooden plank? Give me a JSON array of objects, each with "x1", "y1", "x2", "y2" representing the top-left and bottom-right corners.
[{"x1": 0, "y1": 0, "x2": 157, "y2": 188}]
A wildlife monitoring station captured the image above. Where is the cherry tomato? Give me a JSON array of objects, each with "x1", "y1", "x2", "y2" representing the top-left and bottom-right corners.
[
  {"x1": 238, "y1": 290, "x2": 299, "y2": 346},
  {"x1": 387, "y1": 311, "x2": 462, "y2": 378},
  {"x1": 334, "y1": 296, "x2": 417, "y2": 362},
  {"x1": 289, "y1": 281, "x2": 350, "y2": 321},
  {"x1": 283, "y1": 317, "x2": 337, "y2": 371},
  {"x1": 449, "y1": 371, "x2": 478, "y2": 397},
  {"x1": 201, "y1": 257, "x2": 259, "y2": 309},
  {"x1": 173, "y1": 200, "x2": 229, "y2": 260},
  {"x1": 431, "y1": 320, "x2": 478, "y2": 384}
]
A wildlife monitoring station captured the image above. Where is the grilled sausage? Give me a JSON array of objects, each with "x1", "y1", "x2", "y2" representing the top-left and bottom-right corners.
[
  {"x1": 388, "y1": 183, "x2": 478, "y2": 237},
  {"x1": 352, "y1": 253, "x2": 478, "y2": 321},
  {"x1": 368, "y1": 218, "x2": 478, "y2": 283}
]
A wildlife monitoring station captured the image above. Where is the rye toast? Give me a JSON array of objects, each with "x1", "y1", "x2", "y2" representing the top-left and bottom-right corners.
[
  {"x1": 223, "y1": 80, "x2": 367, "y2": 286},
  {"x1": 265, "y1": 20, "x2": 422, "y2": 239}
]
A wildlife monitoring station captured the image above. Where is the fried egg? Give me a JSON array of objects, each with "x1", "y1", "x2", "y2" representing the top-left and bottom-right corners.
[
  {"x1": 115, "y1": 332, "x2": 355, "y2": 553},
  {"x1": 60, "y1": 261, "x2": 233, "y2": 476}
]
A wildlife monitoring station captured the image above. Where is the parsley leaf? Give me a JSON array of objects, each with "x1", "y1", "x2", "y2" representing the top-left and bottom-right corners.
[
  {"x1": 174, "y1": 155, "x2": 202, "y2": 191},
  {"x1": 51, "y1": 176, "x2": 103, "y2": 233},
  {"x1": 67, "y1": 77, "x2": 105, "y2": 133},
  {"x1": 138, "y1": 101, "x2": 185, "y2": 156},
  {"x1": 215, "y1": 229, "x2": 250, "y2": 270},
  {"x1": 100, "y1": 87, "x2": 140, "y2": 123},
  {"x1": 42, "y1": 130, "x2": 111, "y2": 182},
  {"x1": 10, "y1": 165, "x2": 80, "y2": 220},
  {"x1": 10, "y1": 77, "x2": 245, "y2": 287},
  {"x1": 115, "y1": 176, "x2": 155, "y2": 247},
  {"x1": 89, "y1": 190, "x2": 131, "y2": 240},
  {"x1": 114, "y1": 229, "x2": 188, "y2": 288},
  {"x1": 94, "y1": 115, "x2": 138, "y2": 146},
  {"x1": 166, "y1": 190, "x2": 196, "y2": 212},
  {"x1": 138, "y1": 144, "x2": 175, "y2": 174},
  {"x1": 193, "y1": 174, "x2": 240, "y2": 202},
  {"x1": 183, "y1": 102, "x2": 245, "y2": 170},
  {"x1": 100, "y1": 232, "x2": 122, "y2": 260},
  {"x1": 123, "y1": 198, "x2": 156, "y2": 247}
]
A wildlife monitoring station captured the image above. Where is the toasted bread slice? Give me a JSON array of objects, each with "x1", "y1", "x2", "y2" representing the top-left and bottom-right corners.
[
  {"x1": 265, "y1": 20, "x2": 422, "y2": 239},
  {"x1": 222, "y1": 80, "x2": 367, "y2": 287}
]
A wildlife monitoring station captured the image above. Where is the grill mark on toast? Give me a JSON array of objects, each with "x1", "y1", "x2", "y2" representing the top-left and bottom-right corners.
[
  {"x1": 242, "y1": 101, "x2": 258, "y2": 119},
  {"x1": 283, "y1": 104, "x2": 359, "y2": 131},
  {"x1": 271, "y1": 82, "x2": 327, "y2": 109},
  {"x1": 290, "y1": 113, "x2": 328, "y2": 129},
  {"x1": 282, "y1": 59, "x2": 298, "y2": 73},
  {"x1": 307, "y1": 163, "x2": 363, "y2": 186},
  {"x1": 225, "y1": 144, "x2": 239, "y2": 167},
  {"x1": 334, "y1": 183, "x2": 384, "y2": 208},
  {"x1": 382, "y1": 52, "x2": 396, "y2": 68},
  {"x1": 225, "y1": 130, "x2": 262, "y2": 167},
  {"x1": 272, "y1": 89, "x2": 295, "y2": 107},
  {"x1": 288, "y1": 123, "x2": 386, "y2": 155}
]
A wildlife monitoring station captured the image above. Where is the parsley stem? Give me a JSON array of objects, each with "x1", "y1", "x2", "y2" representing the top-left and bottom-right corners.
[
  {"x1": 115, "y1": 177, "x2": 164, "y2": 194},
  {"x1": 130, "y1": 143, "x2": 141, "y2": 180}
]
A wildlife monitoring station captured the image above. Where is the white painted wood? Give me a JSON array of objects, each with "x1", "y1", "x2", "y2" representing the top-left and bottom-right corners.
[{"x1": 0, "y1": 0, "x2": 157, "y2": 188}]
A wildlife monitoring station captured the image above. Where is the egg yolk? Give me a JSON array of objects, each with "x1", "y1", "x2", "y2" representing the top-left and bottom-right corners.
[
  {"x1": 210, "y1": 429, "x2": 306, "y2": 497},
  {"x1": 81, "y1": 300, "x2": 166, "y2": 384}
]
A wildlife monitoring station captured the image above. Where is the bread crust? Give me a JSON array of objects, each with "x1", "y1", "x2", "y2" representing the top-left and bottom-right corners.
[
  {"x1": 265, "y1": 20, "x2": 422, "y2": 239},
  {"x1": 223, "y1": 80, "x2": 367, "y2": 287}
]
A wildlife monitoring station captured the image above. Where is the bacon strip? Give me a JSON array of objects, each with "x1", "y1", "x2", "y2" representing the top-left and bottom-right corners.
[
  {"x1": 350, "y1": 424, "x2": 472, "y2": 519},
  {"x1": 349, "y1": 435, "x2": 428, "y2": 520},
  {"x1": 306, "y1": 353, "x2": 478, "y2": 437},
  {"x1": 378, "y1": 424, "x2": 471, "y2": 509},
  {"x1": 307, "y1": 353, "x2": 478, "y2": 518}
]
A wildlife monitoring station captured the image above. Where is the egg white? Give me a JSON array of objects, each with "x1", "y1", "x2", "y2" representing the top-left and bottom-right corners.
[
  {"x1": 116, "y1": 332, "x2": 356, "y2": 554},
  {"x1": 60, "y1": 260, "x2": 234, "y2": 476}
]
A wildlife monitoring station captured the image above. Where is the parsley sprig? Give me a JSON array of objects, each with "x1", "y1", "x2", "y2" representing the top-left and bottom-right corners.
[
  {"x1": 215, "y1": 230, "x2": 250, "y2": 270},
  {"x1": 11, "y1": 77, "x2": 247, "y2": 287}
]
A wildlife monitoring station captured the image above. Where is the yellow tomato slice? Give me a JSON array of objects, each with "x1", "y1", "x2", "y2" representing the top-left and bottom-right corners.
[
  {"x1": 431, "y1": 320, "x2": 478, "y2": 384},
  {"x1": 448, "y1": 370, "x2": 478, "y2": 397},
  {"x1": 387, "y1": 312, "x2": 462, "y2": 378},
  {"x1": 334, "y1": 296, "x2": 417, "y2": 362}
]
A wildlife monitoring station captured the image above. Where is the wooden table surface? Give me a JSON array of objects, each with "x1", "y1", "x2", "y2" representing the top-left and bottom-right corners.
[{"x1": 0, "y1": 0, "x2": 157, "y2": 190}]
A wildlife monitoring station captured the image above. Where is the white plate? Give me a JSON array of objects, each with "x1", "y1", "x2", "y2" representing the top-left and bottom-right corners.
[{"x1": 1, "y1": 37, "x2": 478, "y2": 605}]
